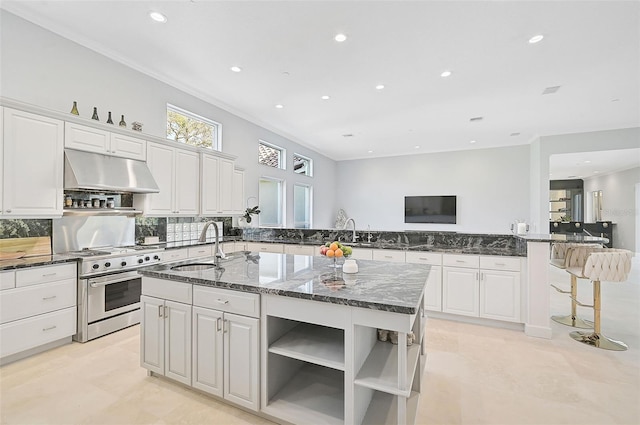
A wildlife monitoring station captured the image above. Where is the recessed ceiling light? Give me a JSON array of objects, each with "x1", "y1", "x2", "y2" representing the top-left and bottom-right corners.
[
  {"x1": 594, "y1": 170, "x2": 600, "y2": 174},
  {"x1": 367, "y1": 150, "x2": 374, "y2": 153},
  {"x1": 230, "y1": 66, "x2": 242, "y2": 73},
  {"x1": 321, "y1": 95, "x2": 330, "y2": 100},
  {"x1": 440, "y1": 71, "x2": 452, "y2": 78},
  {"x1": 334, "y1": 33, "x2": 347, "y2": 42},
  {"x1": 529, "y1": 34, "x2": 544, "y2": 44},
  {"x1": 149, "y1": 11, "x2": 167, "y2": 23},
  {"x1": 375, "y1": 84, "x2": 385, "y2": 90},
  {"x1": 415, "y1": 146, "x2": 420, "y2": 149},
  {"x1": 584, "y1": 160, "x2": 591, "y2": 164},
  {"x1": 275, "y1": 104, "x2": 284, "y2": 109},
  {"x1": 470, "y1": 140, "x2": 477, "y2": 144}
]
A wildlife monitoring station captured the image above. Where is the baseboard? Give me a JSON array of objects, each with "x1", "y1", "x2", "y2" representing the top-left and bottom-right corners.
[{"x1": 524, "y1": 324, "x2": 553, "y2": 339}]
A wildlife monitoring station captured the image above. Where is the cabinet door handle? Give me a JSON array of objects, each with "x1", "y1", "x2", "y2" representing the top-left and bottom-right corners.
[
  {"x1": 42, "y1": 325, "x2": 57, "y2": 332},
  {"x1": 5, "y1": 209, "x2": 11, "y2": 213},
  {"x1": 495, "y1": 262, "x2": 505, "y2": 266},
  {"x1": 476, "y1": 272, "x2": 479, "y2": 281},
  {"x1": 42, "y1": 273, "x2": 57, "y2": 277},
  {"x1": 456, "y1": 260, "x2": 466, "y2": 263},
  {"x1": 42, "y1": 295, "x2": 57, "y2": 300},
  {"x1": 216, "y1": 299, "x2": 229, "y2": 305},
  {"x1": 223, "y1": 319, "x2": 228, "y2": 333},
  {"x1": 384, "y1": 255, "x2": 392, "y2": 259},
  {"x1": 216, "y1": 317, "x2": 222, "y2": 332},
  {"x1": 164, "y1": 306, "x2": 169, "y2": 318},
  {"x1": 419, "y1": 257, "x2": 428, "y2": 261},
  {"x1": 158, "y1": 305, "x2": 163, "y2": 318}
]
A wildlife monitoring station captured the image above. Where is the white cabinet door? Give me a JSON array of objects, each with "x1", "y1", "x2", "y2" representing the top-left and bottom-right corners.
[
  {"x1": 231, "y1": 169, "x2": 245, "y2": 214},
  {"x1": 110, "y1": 133, "x2": 146, "y2": 160},
  {"x1": 192, "y1": 306, "x2": 223, "y2": 397},
  {"x1": 219, "y1": 159, "x2": 235, "y2": 214},
  {"x1": 200, "y1": 154, "x2": 220, "y2": 215},
  {"x1": 174, "y1": 149, "x2": 199, "y2": 215},
  {"x1": 442, "y1": 267, "x2": 479, "y2": 317},
  {"x1": 144, "y1": 143, "x2": 175, "y2": 215},
  {"x1": 164, "y1": 300, "x2": 192, "y2": 385},
  {"x1": 140, "y1": 295, "x2": 164, "y2": 374},
  {"x1": 224, "y1": 313, "x2": 259, "y2": 411},
  {"x1": 480, "y1": 270, "x2": 521, "y2": 322},
  {"x1": 64, "y1": 122, "x2": 110, "y2": 154},
  {"x1": 2, "y1": 108, "x2": 64, "y2": 217},
  {"x1": 423, "y1": 266, "x2": 442, "y2": 312}
]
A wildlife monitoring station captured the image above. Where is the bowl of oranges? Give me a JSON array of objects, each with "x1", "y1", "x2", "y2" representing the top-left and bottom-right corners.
[{"x1": 320, "y1": 241, "x2": 353, "y2": 268}]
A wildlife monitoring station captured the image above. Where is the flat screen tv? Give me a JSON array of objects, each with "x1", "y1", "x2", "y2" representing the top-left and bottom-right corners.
[{"x1": 404, "y1": 195, "x2": 457, "y2": 224}]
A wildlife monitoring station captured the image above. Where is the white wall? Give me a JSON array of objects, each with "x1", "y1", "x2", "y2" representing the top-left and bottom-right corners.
[
  {"x1": 584, "y1": 167, "x2": 640, "y2": 251},
  {"x1": 0, "y1": 11, "x2": 337, "y2": 228},
  {"x1": 530, "y1": 127, "x2": 640, "y2": 238},
  {"x1": 335, "y1": 145, "x2": 530, "y2": 233}
]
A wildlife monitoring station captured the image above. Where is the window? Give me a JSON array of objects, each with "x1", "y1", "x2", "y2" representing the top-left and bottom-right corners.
[
  {"x1": 293, "y1": 153, "x2": 313, "y2": 176},
  {"x1": 167, "y1": 104, "x2": 221, "y2": 150},
  {"x1": 259, "y1": 177, "x2": 284, "y2": 227},
  {"x1": 293, "y1": 183, "x2": 312, "y2": 229},
  {"x1": 259, "y1": 140, "x2": 285, "y2": 169}
]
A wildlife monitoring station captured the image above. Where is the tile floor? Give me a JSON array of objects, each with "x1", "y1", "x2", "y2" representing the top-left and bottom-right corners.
[{"x1": 1, "y1": 261, "x2": 638, "y2": 425}]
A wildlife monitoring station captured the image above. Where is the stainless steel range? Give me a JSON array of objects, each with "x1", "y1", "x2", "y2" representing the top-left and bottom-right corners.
[{"x1": 73, "y1": 245, "x2": 164, "y2": 342}]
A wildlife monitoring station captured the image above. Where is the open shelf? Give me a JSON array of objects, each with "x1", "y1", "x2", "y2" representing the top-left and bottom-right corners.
[
  {"x1": 265, "y1": 363, "x2": 344, "y2": 425},
  {"x1": 360, "y1": 390, "x2": 420, "y2": 425},
  {"x1": 354, "y1": 340, "x2": 421, "y2": 397},
  {"x1": 268, "y1": 323, "x2": 345, "y2": 370}
]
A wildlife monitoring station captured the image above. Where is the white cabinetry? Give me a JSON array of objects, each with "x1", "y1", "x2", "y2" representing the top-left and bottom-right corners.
[
  {"x1": 442, "y1": 254, "x2": 522, "y2": 322},
  {"x1": 64, "y1": 122, "x2": 146, "y2": 160},
  {"x1": 284, "y1": 244, "x2": 316, "y2": 256},
  {"x1": 406, "y1": 252, "x2": 442, "y2": 311},
  {"x1": 200, "y1": 155, "x2": 244, "y2": 216},
  {"x1": 162, "y1": 248, "x2": 189, "y2": 264},
  {"x1": 187, "y1": 245, "x2": 213, "y2": 259},
  {"x1": 140, "y1": 277, "x2": 193, "y2": 385},
  {"x1": 2, "y1": 108, "x2": 64, "y2": 217},
  {"x1": 246, "y1": 242, "x2": 284, "y2": 254},
  {"x1": 372, "y1": 249, "x2": 406, "y2": 263},
  {"x1": 0, "y1": 263, "x2": 76, "y2": 363},
  {"x1": 193, "y1": 286, "x2": 260, "y2": 411},
  {"x1": 140, "y1": 143, "x2": 199, "y2": 216}
]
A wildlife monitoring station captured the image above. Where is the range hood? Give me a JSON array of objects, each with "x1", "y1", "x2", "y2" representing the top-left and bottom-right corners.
[{"x1": 64, "y1": 149, "x2": 160, "y2": 193}]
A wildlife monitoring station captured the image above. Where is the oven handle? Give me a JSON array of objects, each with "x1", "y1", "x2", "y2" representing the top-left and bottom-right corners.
[{"x1": 85, "y1": 271, "x2": 141, "y2": 288}]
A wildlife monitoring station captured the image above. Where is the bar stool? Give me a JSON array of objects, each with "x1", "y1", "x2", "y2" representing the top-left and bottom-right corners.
[
  {"x1": 566, "y1": 249, "x2": 633, "y2": 351},
  {"x1": 550, "y1": 243, "x2": 602, "y2": 328}
]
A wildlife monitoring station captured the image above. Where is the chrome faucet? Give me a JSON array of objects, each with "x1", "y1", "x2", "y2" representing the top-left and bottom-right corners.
[
  {"x1": 344, "y1": 218, "x2": 358, "y2": 243},
  {"x1": 199, "y1": 221, "x2": 224, "y2": 266}
]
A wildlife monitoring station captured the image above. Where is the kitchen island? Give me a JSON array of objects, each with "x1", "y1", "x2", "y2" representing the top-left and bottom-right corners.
[{"x1": 139, "y1": 252, "x2": 430, "y2": 425}]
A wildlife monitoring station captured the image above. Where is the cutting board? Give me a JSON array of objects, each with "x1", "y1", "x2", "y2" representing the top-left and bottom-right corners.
[{"x1": 0, "y1": 237, "x2": 52, "y2": 260}]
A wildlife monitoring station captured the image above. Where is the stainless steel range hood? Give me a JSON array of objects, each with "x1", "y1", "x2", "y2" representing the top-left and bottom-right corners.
[{"x1": 64, "y1": 149, "x2": 159, "y2": 193}]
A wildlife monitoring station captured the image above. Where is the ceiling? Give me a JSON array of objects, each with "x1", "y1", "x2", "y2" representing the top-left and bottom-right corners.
[
  {"x1": 1, "y1": 1, "x2": 639, "y2": 162},
  {"x1": 550, "y1": 148, "x2": 640, "y2": 181}
]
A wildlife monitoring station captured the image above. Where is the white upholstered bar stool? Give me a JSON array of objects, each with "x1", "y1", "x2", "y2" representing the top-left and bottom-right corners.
[
  {"x1": 566, "y1": 249, "x2": 633, "y2": 351},
  {"x1": 550, "y1": 243, "x2": 602, "y2": 328}
]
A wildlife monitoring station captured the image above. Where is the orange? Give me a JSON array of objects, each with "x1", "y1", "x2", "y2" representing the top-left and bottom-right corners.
[
  {"x1": 329, "y1": 242, "x2": 339, "y2": 251},
  {"x1": 326, "y1": 249, "x2": 335, "y2": 257},
  {"x1": 334, "y1": 248, "x2": 344, "y2": 257}
]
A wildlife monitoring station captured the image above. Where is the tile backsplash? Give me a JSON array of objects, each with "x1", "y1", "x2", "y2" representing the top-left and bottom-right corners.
[{"x1": 135, "y1": 216, "x2": 233, "y2": 245}]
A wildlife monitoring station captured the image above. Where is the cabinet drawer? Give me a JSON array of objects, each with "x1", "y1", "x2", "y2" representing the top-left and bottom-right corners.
[
  {"x1": 372, "y1": 249, "x2": 406, "y2": 263},
  {"x1": 64, "y1": 122, "x2": 109, "y2": 153},
  {"x1": 193, "y1": 286, "x2": 260, "y2": 318},
  {"x1": 284, "y1": 245, "x2": 316, "y2": 256},
  {"x1": 1, "y1": 271, "x2": 16, "y2": 291},
  {"x1": 164, "y1": 248, "x2": 188, "y2": 263},
  {"x1": 246, "y1": 243, "x2": 284, "y2": 254},
  {"x1": 480, "y1": 256, "x2": 521, "y2": 272},
  {"x1": 188, "y1": 245, "x2": 214, "y2": 258},
  {"x1": 16, "y1": 263, "x2": 76, "y2": 288},
  {"x1": 142, "y1": 277, "x2": 192, "y2": 304},
  {"x1": 443, "y1": 254, "x2": 479, "y2": 269},
  {"x1": 0, "y1": 306, "x2": 76, "y2": 359},
  {"x1": 405, "y1": 251, "x2": 443, "y2": 266},
  {"x1": 1, "y1": 278, "x2": 76, "y2": 324},
  {"x1": 350, "y1": 248, "x2": 372, "y2": 260}
]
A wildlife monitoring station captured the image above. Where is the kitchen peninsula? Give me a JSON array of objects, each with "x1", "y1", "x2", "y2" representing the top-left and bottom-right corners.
[{"x1": 139, "y1": 252, "x2": 430, "y2": 425}]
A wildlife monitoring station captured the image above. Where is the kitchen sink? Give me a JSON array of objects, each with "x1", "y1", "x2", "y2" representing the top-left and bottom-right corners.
[{"x1": 171, "y1": 263, "x2": 218, "y2": 271}]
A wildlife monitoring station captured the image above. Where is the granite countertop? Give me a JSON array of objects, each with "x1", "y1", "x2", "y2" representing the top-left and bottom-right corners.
[
  {"x1": 139, "y1": 252, "x2": 429, "y2": 314},
  {"x1": 0, "y1": 255, "x2": 78, "y2": 271},
  {"x1": 516, "y1": 233, "x2": 610, "y2": 244}
]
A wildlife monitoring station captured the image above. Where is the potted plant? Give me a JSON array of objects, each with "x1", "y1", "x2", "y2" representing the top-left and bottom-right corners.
[{"x1": 242, "y1": 206, "x2": 261, "y2": 224}]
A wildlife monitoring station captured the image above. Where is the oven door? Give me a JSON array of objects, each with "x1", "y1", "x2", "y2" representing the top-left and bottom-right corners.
[{"x1": 86, "y1": 271, "x2": 142, "y2": 323}]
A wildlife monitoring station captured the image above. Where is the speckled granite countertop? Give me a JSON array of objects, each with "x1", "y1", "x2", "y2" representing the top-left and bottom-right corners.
[
  {"x1": 139, "y1": 252, "x2": 429, "y2": 314},
  {"x1": 0, "y1": 255, "x2": 78, "y2": 271}
]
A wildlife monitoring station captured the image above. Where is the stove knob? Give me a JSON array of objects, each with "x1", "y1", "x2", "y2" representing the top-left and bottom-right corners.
[
  {"x1": 138, "y1": 259, "x2": 144, "y2": 264},
  {"x1": 145, "y1": 256, "x2": 150, "y2": 261},
  {"x1": 153, "y1": 255, "x2": 160, "y2": 260},
  {"x1": 121, "y1": 261, "x2": 127, "y2": 267},
  {"x1": 104, "y1": 262, "x2": 111, "y2": 268},
  {"x1": 92, "y1": 264, "x2": 99, "y2": 270}
]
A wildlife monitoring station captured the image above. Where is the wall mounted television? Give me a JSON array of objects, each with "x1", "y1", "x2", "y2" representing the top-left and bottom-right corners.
[{"x1": 404, "y1": 195, "x2": 457, "y2": 224}]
